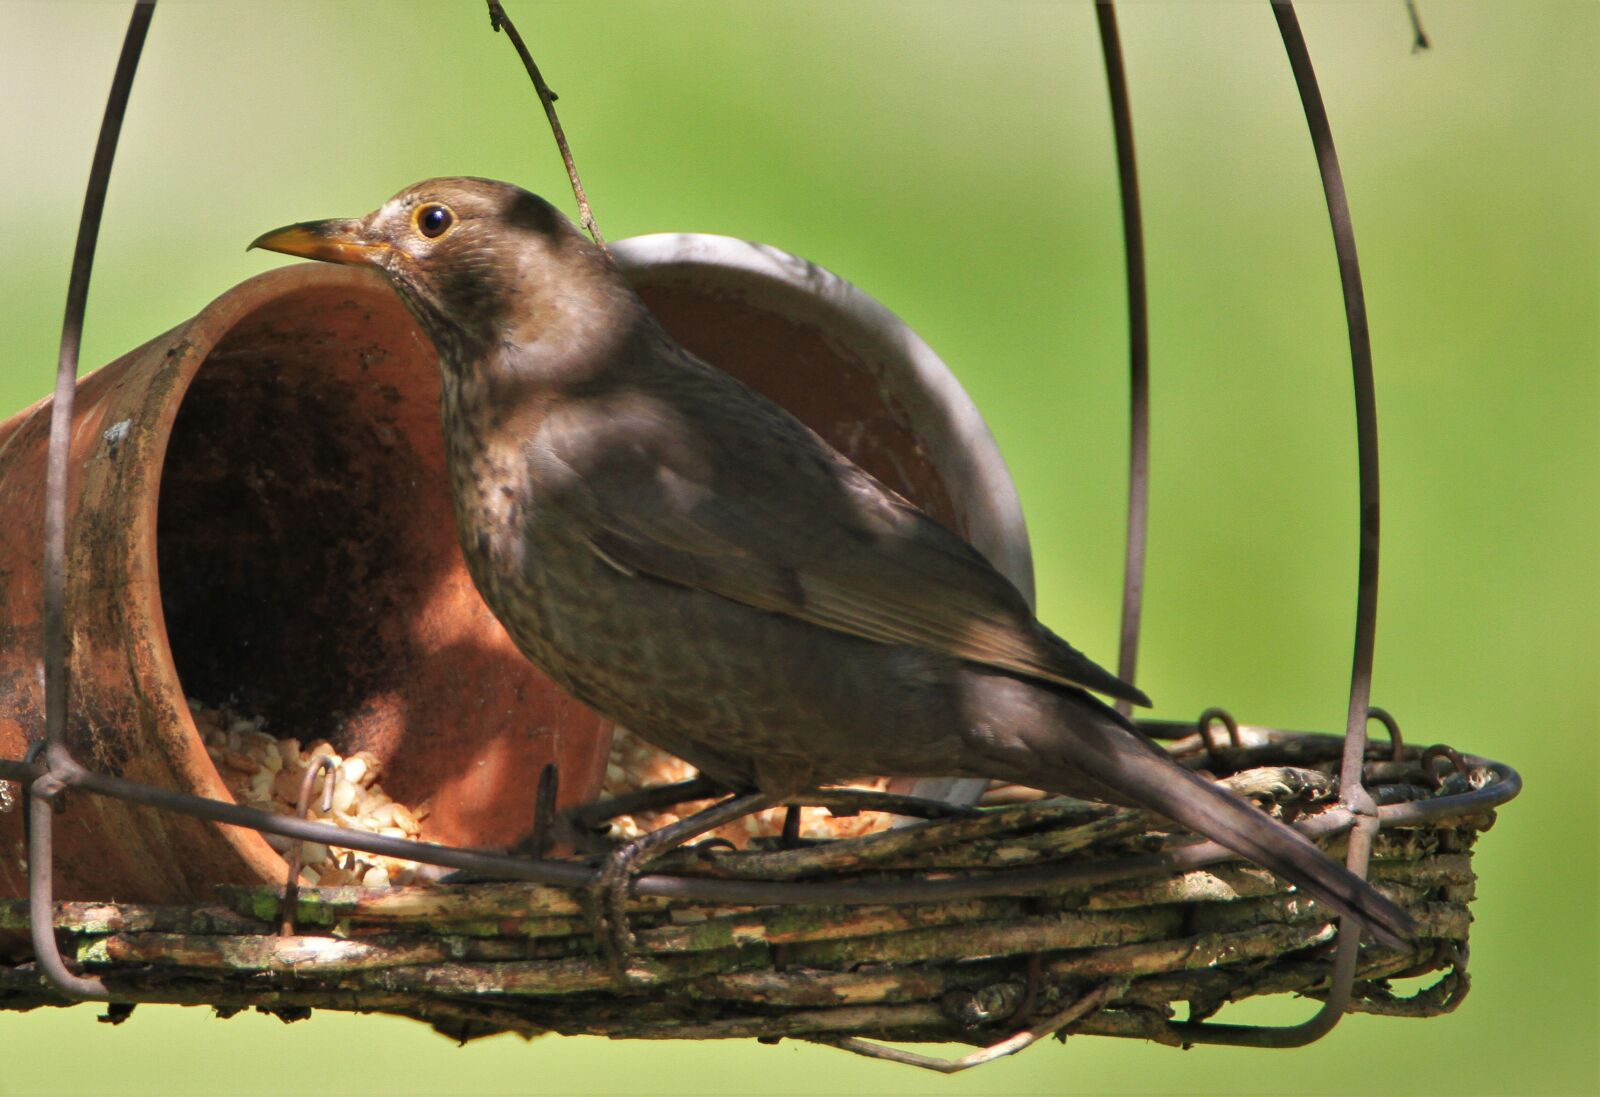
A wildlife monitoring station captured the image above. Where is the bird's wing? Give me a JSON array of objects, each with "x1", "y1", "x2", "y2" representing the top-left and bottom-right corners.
[{"x1": 546, "y1": 365, "x2": 1148, "y2": 707}]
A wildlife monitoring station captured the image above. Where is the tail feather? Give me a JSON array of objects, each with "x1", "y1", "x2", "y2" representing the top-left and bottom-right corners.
[{"x1": 1034, "y1": 699, "x2": 1415, "y2": 949}]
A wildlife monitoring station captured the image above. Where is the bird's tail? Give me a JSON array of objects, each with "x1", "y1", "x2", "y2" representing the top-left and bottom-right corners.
[{"x1": 1032, "y1": 697, "x2": 1416, "y2": 949}]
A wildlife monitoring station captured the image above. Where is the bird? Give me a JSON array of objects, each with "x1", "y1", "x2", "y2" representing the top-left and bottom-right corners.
[{"x1": 250, "y1": 177, "x2": 1414, "y2": 949}]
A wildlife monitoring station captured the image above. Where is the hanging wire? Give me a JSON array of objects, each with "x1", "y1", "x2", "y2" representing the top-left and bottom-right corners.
[
  {"x1": 1268, "y1": 0, "x2": 1386, "y2": 826},
  {"x1": 1093, "y1": 2, "x2": 1152, "y2": 717},
  {"x1": 30, "y1": 0, "x2": 156, "y2": 1002},
  {"x1": 1149, "y1": 0, "x2": 1389, "y2": 1048}
]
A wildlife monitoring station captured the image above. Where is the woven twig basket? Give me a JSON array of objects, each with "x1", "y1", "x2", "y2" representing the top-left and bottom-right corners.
[{"x1": 0, "y1": 729, "x2": 1512, "y2": 1053}]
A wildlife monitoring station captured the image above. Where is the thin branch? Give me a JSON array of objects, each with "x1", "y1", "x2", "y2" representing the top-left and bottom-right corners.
[
  {"x1": 486, "y1": 1, "x2": 605, "y2": 248},
  {"x1": 816, "y1": 981, "x2": 1127, "y2": 1073}
]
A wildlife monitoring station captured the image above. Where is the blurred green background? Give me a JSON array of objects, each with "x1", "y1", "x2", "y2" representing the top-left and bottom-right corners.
[{"x1": 2, "y1": 1, "x2": 1594, "y2": 1094}]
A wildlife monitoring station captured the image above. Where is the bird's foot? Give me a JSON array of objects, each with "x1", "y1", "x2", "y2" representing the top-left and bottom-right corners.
[
  {"x1": 587, "y1": 843, "x2": 648, "y2": 982},
  {"x1": 582, "y1": 790, "x2": 776, "y2": 985}
]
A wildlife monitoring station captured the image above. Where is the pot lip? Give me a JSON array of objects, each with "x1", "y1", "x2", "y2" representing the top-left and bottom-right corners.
[
  {"x1": 610, "y1": 232, "x2": 1035, "y2": 606},
  {"x1": 136, "y1": 264, "x2": 400, "y2": 881}
]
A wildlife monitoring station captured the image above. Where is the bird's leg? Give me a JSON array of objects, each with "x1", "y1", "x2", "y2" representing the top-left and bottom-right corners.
[
  {"x1": 589, "y1": 790, "x2": 776, "y2": 979},
  {"x1": 502, "y1": 776, "x2": 736, "y2": 864},
  {"x1": 780, "y1": 805, "x2": 803, "y2": 849},
  {"x1": 565, "y1": 775, "x2": 728, "y2": 834}
]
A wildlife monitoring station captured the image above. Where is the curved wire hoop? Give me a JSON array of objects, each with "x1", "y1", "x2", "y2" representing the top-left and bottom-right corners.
[{"x1": 1086, "y1": 0, "x2": 1392, "y2": 1050}]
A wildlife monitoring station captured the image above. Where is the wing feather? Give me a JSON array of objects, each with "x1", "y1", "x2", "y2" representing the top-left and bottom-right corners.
[{"x1": 545, "y1": 356, "x2": 1150, "y2": 707}]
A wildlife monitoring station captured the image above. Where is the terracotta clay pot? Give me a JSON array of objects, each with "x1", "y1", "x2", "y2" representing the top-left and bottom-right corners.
[
  {"x1": 0, "y1": 264, "x2": 612, "y2": 903},
  {"x1": 0, "y1": 234, "x2": 1032, "y2": 904}
]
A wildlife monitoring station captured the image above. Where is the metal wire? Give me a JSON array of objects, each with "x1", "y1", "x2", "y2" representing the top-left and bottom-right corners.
[
  {"x1": 0, "y1": 740, "x2": 1522, "y2": 910},
  {"x1": 278, "y1": 756, "x2": 337, "y2": 936},
  {"x1": 1271, "y1": 0, "x2": 1388, "y2": 830},
  {"x1": 1094, "y1": 1, "x2": 1151, "y2": 719},
  {"x1": 29, "y1": 0, "x2": 155, "y2": 1003},
  {"x1": 1078, "y1": 4, "x2": 1394, "y2": 1046},
  {"x1": 1127, "y1": 1, "x2": 1391, "y2": 1048}
]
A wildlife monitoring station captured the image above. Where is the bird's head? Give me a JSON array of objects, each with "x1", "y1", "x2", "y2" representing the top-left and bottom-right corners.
[{"x1": 251, "y1": 177, "x2": 601, "y2": 356}]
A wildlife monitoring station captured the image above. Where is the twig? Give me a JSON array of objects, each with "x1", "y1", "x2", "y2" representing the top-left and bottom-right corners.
[
  {"x1": 817, "y1": 980, "x2": 1127, "y2": 1073},
  {"x1": 1405, "y1": 1, "x2": 1431, "y2": 52},
  {"x1": 486, "y1": 1, "x2": 606, "y2": 248},
  {"x1": 661, "y1": 798, "x2": 1129, "y2": 881},
  {"x1": 567, "y1": 776, "x2": 725, "y2": 829}
]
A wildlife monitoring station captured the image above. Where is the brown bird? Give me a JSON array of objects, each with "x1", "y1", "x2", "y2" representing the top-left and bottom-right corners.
[{"x1": 252, "y1": 177, "x2": 1413, "y2": 947}]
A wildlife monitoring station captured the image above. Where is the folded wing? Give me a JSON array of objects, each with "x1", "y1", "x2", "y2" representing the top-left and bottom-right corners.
[{"x1": 550, "y1": 362, "x2": 1149, "y2": 708}]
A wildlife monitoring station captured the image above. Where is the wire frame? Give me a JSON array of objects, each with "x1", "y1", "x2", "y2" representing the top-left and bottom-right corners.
[{"x1": 0, "y1": 0, "x2": 1510, "y2": 1066}]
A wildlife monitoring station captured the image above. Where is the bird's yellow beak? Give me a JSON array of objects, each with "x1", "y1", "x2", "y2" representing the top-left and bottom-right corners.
[{"x1": 248, "y1": 218, "x2": 387, "y2": 266}]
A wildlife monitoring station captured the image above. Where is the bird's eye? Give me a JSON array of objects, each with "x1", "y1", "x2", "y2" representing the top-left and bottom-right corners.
[{"x1": 415, "y1": 203, "x2": 455, "y2": 239}]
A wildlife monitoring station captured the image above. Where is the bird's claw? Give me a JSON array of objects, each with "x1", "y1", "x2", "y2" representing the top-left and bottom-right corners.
[
  {"x1": 587, "y1": 844, "x2": 648, "y2": 984},
  {"x1": 581, "y1": 791, "x2": 777, "y2": 984}
]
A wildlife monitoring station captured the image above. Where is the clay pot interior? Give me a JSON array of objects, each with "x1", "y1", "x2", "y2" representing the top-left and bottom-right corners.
[{"x1": 151, "y1": 280, "x2": 606, "y2": 854}]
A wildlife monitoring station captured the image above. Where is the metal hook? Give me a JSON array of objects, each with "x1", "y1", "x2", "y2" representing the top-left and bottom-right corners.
[
  {"x1": 1366, "y1": 706, "x2": 1404, "y2": 762},
  {"x1": 279, "y1": 755, "x2": 337, "y2": 936},
  {"x1": 1419, "y1": 744, "x2": 1471, "y2": 790},
  {"x1": 1197, "y1": 708, "x2": 1243, "y2": 764}
]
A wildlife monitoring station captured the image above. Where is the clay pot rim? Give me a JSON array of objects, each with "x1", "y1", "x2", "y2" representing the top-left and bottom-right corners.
[
  {"x1": 611, "y1": 232, "x2": 1036, "y2": 605},
  {"x1": 136, "y1": 265, "x2": 403, "y2": 883}
]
